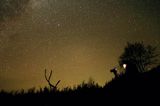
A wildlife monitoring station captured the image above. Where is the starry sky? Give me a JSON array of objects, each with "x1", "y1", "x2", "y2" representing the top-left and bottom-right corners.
[{"x1": 0, "y1": 0, "x2": 160, "y2": 91}]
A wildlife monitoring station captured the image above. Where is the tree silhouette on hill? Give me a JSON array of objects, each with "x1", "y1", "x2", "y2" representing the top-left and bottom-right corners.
[{"x1": 119, "y1": 42, "x2": 159, "y2": 75}]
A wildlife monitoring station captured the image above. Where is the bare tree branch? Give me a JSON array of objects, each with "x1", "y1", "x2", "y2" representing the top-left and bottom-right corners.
[{"x1": 44, "y1": 69, "x2": 61, "y2": 90}]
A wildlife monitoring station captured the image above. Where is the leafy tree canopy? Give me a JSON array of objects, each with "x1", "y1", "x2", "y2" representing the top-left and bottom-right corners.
[{"x1": 119, "y1": 42, "x2": 159, "y2": 74}]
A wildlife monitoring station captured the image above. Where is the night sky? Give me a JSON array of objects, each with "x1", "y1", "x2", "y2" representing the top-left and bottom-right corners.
[{"x1": 0, "y1": 0, "x2": 160, "y2": 91}]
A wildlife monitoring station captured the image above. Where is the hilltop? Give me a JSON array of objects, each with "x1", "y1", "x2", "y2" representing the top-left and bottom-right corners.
[{"x1": 0, "y1": 65, "x2": 160, "y2": 105}]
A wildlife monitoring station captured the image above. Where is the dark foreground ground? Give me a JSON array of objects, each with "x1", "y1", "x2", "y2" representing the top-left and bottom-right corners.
[{"x1": 1, "y1": 66, "x2": 160, "y2": 105}]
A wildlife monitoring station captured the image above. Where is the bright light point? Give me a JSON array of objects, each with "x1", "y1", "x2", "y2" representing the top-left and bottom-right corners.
[{"x1": 123, "y1": 64, "x2": 127, "y2": 69}]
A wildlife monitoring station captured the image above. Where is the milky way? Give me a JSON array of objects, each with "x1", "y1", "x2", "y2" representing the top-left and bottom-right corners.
[{"x1": 0, "y1": 0, "x2": 160, "y2": 91}]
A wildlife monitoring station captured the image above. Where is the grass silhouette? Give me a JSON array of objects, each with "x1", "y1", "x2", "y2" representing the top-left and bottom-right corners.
[{"x1": 0, "y1": 65, "x2": 160, "y2": 105}]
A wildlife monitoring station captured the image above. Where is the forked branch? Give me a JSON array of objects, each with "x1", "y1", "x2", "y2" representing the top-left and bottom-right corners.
[{"x1": 44, "y1": 69, "x2": 61, "y2": 90}]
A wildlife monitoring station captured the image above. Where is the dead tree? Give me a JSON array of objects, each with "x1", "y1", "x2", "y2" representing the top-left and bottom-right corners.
[
  {"x1": 110, "y1": 68, "x2": 118, "y2": 78},
  {"x1": 44, "y1": 69, "x2": 61, "y2": 90}
]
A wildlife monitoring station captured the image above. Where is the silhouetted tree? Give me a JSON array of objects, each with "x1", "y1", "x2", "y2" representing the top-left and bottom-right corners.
[{"x1": 119, "y1": 42, "x2": 159, "y2": 75}]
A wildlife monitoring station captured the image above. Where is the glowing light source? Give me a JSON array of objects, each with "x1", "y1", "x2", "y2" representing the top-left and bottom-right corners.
[{"x1": 123, "y1": 64, "x2": 127, "y2": 69}]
